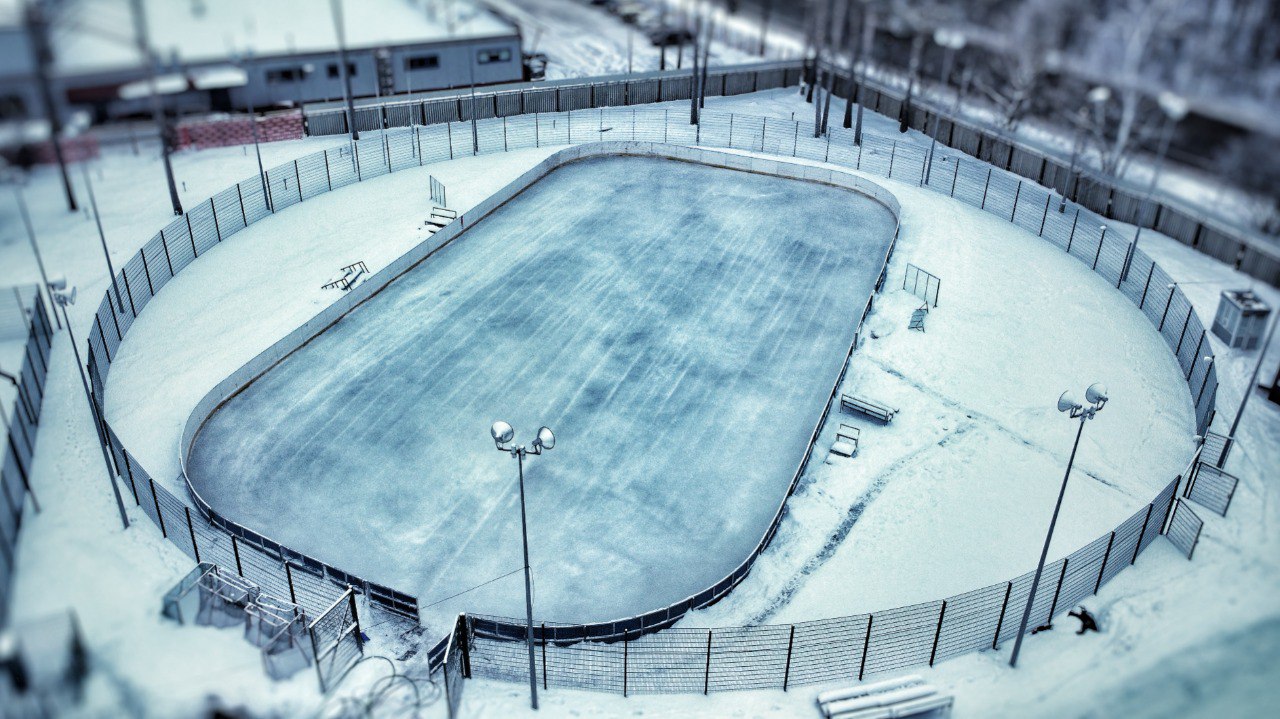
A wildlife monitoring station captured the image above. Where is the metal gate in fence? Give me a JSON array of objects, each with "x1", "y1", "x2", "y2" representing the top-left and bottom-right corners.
[
  {"x1": 308, "y1": 588, "x2": 364, "y2": 693},
  {"x1": 1166, "y1": 500, "x2": 1204, "y2": 559},
  {"x1": 1184, "y1": 462, "x2": 1239, "y2": 517},
  {"x1": 903, "y1": 263, "x2": 940, "y2": 307}
]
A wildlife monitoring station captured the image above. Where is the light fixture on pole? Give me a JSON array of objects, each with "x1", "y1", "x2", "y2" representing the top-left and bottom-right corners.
[
  {"x1": 1009, "y1": 382, "x2": 1109, "y2": 668},
  {"x1": 48, "y1": 279, "x2": 130, "y2": 530},
  {"x1": 1121, "y1": 91, "x2": 1188, "y2": 282},
  {"x1": 490, "y1": 420, "x2": 556, "y2": 710}
]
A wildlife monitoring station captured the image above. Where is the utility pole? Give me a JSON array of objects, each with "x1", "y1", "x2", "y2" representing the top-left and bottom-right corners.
[
  {"x1": 128, "y1": 0, "x2": 183, "y2": 216},
  {"x1": 330, "y1": 0, "x2": 360, "y2": 141},
  {"x1": 23, "y1": 3, "x2": 78, "y2": 212}
]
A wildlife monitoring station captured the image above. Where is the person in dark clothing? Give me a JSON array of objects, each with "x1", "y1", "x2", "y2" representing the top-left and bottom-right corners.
[{"x1": 1069, "y1": 607, "x2": 1099, "y2": 635}]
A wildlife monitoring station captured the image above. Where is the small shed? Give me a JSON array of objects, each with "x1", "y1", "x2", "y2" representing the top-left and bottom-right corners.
[{"x1": 1211, "y1": 290, "x2": 1270, "y2": 350}]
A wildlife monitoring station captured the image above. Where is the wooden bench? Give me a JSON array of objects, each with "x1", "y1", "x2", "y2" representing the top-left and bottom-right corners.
[
  {"x1": 424, "y1": 206, "x2": 457, "y2": 233},
  {"x1": 816, "y1": 674, "x2": 952, "y2": 718},
  {"x1": 840, "y1": 393, "x2": 898, "y2": 423}
]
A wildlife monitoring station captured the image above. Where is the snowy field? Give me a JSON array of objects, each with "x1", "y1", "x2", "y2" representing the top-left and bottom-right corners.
[
  {"x1": 1, "y1": 86, "x2": 1276, "y2": 717},
  {"x1": 185, "y1": 155, "x2": 898, "y2": 628}
]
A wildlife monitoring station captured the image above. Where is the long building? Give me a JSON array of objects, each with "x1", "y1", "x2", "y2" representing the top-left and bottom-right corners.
[{"x1": 0, "y1": 0, "x2": 525, "y2": 123}]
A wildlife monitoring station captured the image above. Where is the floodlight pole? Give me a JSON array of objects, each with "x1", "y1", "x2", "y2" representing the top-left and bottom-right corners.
[
  {"x1": 54, "y1": 294, "x2": 130, "y2": 530},
  {"x1": 12, "y1": 183, "x2": 61, "y2": 328},
  {"x1": 81, "y1": 164, "x2": 127, "y2": 316},
  {"x1": 1010, "y1": 393, "x2": 1104, "y2": 667},
  {"x1": 129, "y1": 0, "x2": 183, "y2": 216},
  {"x1": 515, "y1": 446, "x2": 538, "y2": 710},
  {"x1": 1227, "y1": 312, "x2": 1278, "y2": 441}
]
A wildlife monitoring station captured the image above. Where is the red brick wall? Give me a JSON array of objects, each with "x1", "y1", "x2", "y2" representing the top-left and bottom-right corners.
[
  {"x1": 32, "y1": 135, "x2": 100, "y2": 164},
  {"x1": 176, "y1": 111, "x2": 304, "y2": 150}
]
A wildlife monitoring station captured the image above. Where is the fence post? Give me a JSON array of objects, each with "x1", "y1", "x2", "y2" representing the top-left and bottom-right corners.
[
  {"x1": 992, "y1": 582, "x2": 1012, "y2": 649},
  {"x1": 209, "y1": 197, "x2": 222, "y2": 242},
  {"x1": 980, "y1": 168, "x2": 992, "y2": 209},
  {"x1": 1039, "y1": 193, "x2": 1051, "y2": 236},
  {"x1": 446, "y1": 121, "x2": 454, "y2": 159},
  {"x1": 1158, "y1": 286, "x2": 1176, "y2": 332},
  {"x1": 782, "y1": 625, "x2": 795, "y2": 690},
  {"x1": 1066, "y1": 207, "x2": 1080, "y2": 253},
  {"x1": 1132, "y1": 504, "x2": 1154, "y2": 564},
  {"x1": 236, "y1": 184, "x2": 248, "y2": 226},
  {"x1": 792, "y1": 121, "x2": 799, "y2": 156},
  {"x1": 294, "y1": 160, "x2": 303, "y2": 202},
  {"x1": 1139, "y1": 262, "x2": 1156, "y2": 309},
  {"x1": 857, "y1": 136, "x2": 864, "y2": 169},
  {"x1": 541, "y1": 623, "x2": 548, "y2": 690},
  {"x1": 1092, "y1": 227, "x2": 1107, "y2": 270},
  {"x1": 348, "y1": 589, "x2": 364, "y2": 651},
  {"x1": 928, "y1": 601, "x2": 947, "y2": 666},
  {"x1": 622, "y1": 629, "x2": 629, "y2": 697},
  {"x1": 138, "y1": 250, "x2": 154, "y2": 297},
  {"x1": 1010, "y1": 181, "x2": 1021, "y2": 222},
  {"x1": 503, "y1": 116, "x2": 509, "y2": 151},
  {"x1": 232, "y1": 535, "x2": 244, "y2": 576},
  {"x1": 703, "y1": 629, "x2": 712, "y2": 695},
  {"x1": 887, "y1": 141, "x2": 896, "y2": 178},
  {"x1": 950, "y1": 158, "x2": 960, "y2": 197},
  {"x1": 858, "y1": 615, "x2": 872, "y2": 680},
  {"x1": 324, "y1": 151, "x2": 333, "y2": 191},
  {"x1": 416, "y1": 126, "x2": 424, "y2": 166},
  {"x1": 1174, "y1": 306, "x2": 1194, "y2": 357},
  {"x1": 149, "y1": 478, "x2": 166, "y2": 537},
  {"x1": 1095, "y1": 532, "x2": 1115, "y2": 594},
  {"x1": 1187, "y1": 332, "x2": 1206, "y2": 380},
  {"x1": 286, "y1": 562, "x2": 298, "y2": 604},
  {"x1": 184, "y1": 506, "x2": 200, "y2": 563},
  {"x1": 728, "y1": 113, "x2": 734, "y2": 147},
  {"x1": 186, "y1": 214, "x2": 199, "y2": 259},
  {"x1": 158, "y1": 229, "x2": 175, "y2": 278},
  {"x1": 1047, "y1": 560, "x2": 1068, "y2": 621},
  {"x1": 761, "y1": 117, "x2": 767, "y2": 152}
]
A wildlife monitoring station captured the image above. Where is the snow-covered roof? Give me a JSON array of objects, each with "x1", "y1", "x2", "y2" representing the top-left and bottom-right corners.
[{"x1": 49, "y1": 0, "x2": 516, "y2": 76}]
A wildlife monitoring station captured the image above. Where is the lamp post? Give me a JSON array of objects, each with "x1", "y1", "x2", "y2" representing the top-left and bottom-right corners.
[
  {"x1": 1009, "y1": 383, "x2": 1109, "y2": 668},
  {"x1": 48, "y1": 281, "x2": 130, "y2": 530},
  {"x1": 1121, "y1": 91, "x2": 1188, "y2": 282},
  {"x1": 490, "y1": 420, "x2": 556, "y2": 710},
  {"x1": 1226, "y1": 312, "x2": 1278, "y2": 444},
  {"x1": 80, "y1": 163, "x2": 128, "y2": 317},
  {"x1": 923, "y1": 28, "x2": 966, "y2": 184},
  {"x1": 233, "y1": 51, "x2": 271, "y2": 213},
  {"x1": 4, "y1": 171, "x2": 60, "y2": 328}
]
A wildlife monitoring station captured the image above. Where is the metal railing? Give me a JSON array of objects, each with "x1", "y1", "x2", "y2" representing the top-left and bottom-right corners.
[{"x1": 1, "y1": 292, "x2": 54, "y2": 624}]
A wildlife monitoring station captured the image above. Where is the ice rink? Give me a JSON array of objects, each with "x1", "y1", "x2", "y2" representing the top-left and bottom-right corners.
[{"x1": 186, "y1": 155, "x2": 897, "y2": 630}]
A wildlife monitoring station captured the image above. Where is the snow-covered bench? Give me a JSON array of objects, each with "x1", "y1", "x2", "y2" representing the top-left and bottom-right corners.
[
  {"x1": 828, "y1": 423, "x2": 861, "y2": 461},
  {"x1": 840, "y1": 393, "x2": 898, "y2": 423},
  {"x1": 816, "y1": 674, "x2": 952, "y2": 718},
  {"x1": 908, "y1": 303, "x2": 928, "y2": 332}
]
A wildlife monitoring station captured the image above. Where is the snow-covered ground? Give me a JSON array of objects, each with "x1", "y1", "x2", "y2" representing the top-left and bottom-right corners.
[{"x1": 1, "y1": 86, "x2": 1276, "y2": 717}]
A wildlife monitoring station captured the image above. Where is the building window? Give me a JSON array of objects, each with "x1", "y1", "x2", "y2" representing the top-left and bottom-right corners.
[
  {"x1": 405, "y1": 54, "x2": 440, "y2": 71},
  {"x1": 266, "y1": 66, "x2": 306, "y2": 83},
  {"x1": 327, "y1": 62, "x2": 357, "y2": 79},
  {"x1": 477, "y1": 48, "x2": 511, "y2": 64}
]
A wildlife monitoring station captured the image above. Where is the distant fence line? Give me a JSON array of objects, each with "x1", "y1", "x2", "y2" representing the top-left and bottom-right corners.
[
  {"x1": 300, "y1": 59, "x2": 1279, "y2": 289},
  {"x1": 81, "y1": 104, "x2": 1220, "y2": 685},
  {"x1": 1, "y1": 292, "x2": 54, "y2": 624}
]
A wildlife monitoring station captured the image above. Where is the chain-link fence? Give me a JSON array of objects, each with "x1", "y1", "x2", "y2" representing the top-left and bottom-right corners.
[
  {"x1": 1, "y1": 292, "x2": 54, "y2": 624},
  {"x1": 309, "y1": 588, "x2": 364, "y2": 694},
  {"x1": 81, "y1": 100, "x2": 1227, "y2": 688}
]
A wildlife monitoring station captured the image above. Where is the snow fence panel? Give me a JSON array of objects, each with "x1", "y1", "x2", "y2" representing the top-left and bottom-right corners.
[
  {"x1": 861, "y1": 599, "x2": 943, "y2": 677},
  {"x1": 495, "y1": 91, "x2": 523, "y2": 117},
  {"x1": 1119, "y1": 248, "x2": 1157, "y2": 307},
  {"x1": 1156, "y1": 205, "x2": 1200, "y2": 245},
  {"x1": 1054, "y1": 534, "x2": 1112, "y2": 617},
  {"x1": 238, "y1": 178, "x2": 271, "y2": 225},
  {"x1": 187, "y1": 199, "x2": 221, "y2": 256},
  {"x1": 119, "y1": 254, "x2": 151, "y2": 319},
  {"x1": 475, "y1": 118, "x2": 506, "y2": 155},
  {"x1": 1166, "y1": 500, "x2": 1203, "y2": 559},
  {"x1": 1094, "y1": 232, "x2": 1130, "y2": 287},
  {"x1": 697, "y1": 112, "x2": 732, "y2": 148},
  {"x1": 296, "y1": 152, "x2": 331, "y2": 199},
  {"x1": 707, "y1": 624, "x2": 791, "y2": 692},
  {"x1": 138, "y1": 235, "x2": 174, "y2": 299},
  {"x1": 982, "y1": 172, "x2": 1020, "y2": 223},
  {"x1": 548, "y1": 637, "x2": 625, "y2": 693},
  {"x1": 1161, "y1": 288, "x2": 1195, "y2": 357},
  {"x1": 787, "y1": 615, "x2": 868, "y2": 686},
  {"x1": 949, "y1": 159, "x2": 988, "y2": 209},
  {"x1": 625, "y1": 629, "x2": 707, "y2": 694},
  {"x1": 355, "y1": 140, "x2": 390, "y2": 180},
  {"x1": 627, "y1": 79, "x2": 660, "y2": 105},
  {"x1": 888, "y1": 143, "x2": 927, "y2": 185},
  {"x1": 211, "y1": 186, "x2": 247, "y2": 237},
  {"x1": 855, "y1": 135, "x2": 893, "y2": 177},
  {"x1": 1100, "y1": 508, "x2": 1147, "y2": 588},
  {"x1": 1012, "y1": 182, "x2": 1051, "y2": 235},
  {"x1": 933, "y1": 582, "x2": 1007, "y2": 664}
]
